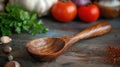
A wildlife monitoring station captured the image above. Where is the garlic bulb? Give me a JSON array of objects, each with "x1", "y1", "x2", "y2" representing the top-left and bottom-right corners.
[
  {"x1": 9, "y1": 0, "x2": 58, "y2": 16},
  {"x1": 0, "y1": 36, "x2": 12, "y2": 44}
]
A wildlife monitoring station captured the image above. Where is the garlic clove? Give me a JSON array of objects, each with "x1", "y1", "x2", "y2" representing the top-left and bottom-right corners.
[
  {"x1": 0, "y1": 2, "x2": 5, "y2": 12},
  {"x1": 0, "y1": 36, "x2": 12, "y2": 44}
]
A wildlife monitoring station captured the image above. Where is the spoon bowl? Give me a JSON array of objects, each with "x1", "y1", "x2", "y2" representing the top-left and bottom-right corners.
[
  {"x1": 26, "y1": 38, "x2": 65, "y2": 55},
  {"x1": 26, "y1": 37, "x2": 67, "y2": 61},
  {"x1": 26, "y1": 21, "x2": 112, "y2": 61}
]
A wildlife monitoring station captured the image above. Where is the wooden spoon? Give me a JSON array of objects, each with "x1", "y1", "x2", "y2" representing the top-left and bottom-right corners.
[{"x1": 26, "y1": 21, "x2": 112, "y2": 61}]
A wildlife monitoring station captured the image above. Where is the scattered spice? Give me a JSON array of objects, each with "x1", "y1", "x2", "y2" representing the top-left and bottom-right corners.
[{"x1": 106, "y1": 46, "x2": 120, "y2": 64}]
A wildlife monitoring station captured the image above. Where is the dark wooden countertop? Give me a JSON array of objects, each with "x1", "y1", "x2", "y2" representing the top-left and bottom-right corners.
[{"x1": 0, "y1": 17, "x2": 120, "y2": 67}]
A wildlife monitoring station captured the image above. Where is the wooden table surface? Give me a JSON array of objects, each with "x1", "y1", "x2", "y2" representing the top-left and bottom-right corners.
[{"x1": 0, "y1": 17, "x2": 120, "y2": 67}]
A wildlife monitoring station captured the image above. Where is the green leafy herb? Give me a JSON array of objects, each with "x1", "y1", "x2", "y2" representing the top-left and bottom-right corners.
[{"x1": 0, "y1": 4, "x2": 48, "y2": 36}]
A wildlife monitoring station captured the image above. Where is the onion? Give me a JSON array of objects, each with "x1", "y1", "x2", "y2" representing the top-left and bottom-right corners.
[{"x1": 71, "y1": 0, "x2": 91, "y2": 6}]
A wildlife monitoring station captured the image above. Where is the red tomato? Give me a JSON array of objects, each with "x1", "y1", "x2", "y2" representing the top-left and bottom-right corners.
[
  {"x1": 78, "y1": 4, "x2": 100, "y2": 23},
  {"x1": 51, "y1": 1, "x2": 77, "y2": 22}
]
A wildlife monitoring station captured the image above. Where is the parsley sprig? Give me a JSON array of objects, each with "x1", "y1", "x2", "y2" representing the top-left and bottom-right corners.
[{"x1": 0, "y1": 4, "x2": 48, "y2": 36}]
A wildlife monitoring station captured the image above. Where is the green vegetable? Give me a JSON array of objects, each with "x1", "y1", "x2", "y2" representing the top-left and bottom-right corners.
[{"x1": 0, "y1": 4, "x2": 48, "y2": 36}]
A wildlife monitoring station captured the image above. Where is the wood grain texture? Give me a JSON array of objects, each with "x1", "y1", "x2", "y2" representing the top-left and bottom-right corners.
[
  {"x1": 26, "y1": 22, "x2": 112, "y2": 61},
  {"x1": 0, "y1": 17, "x2": 120, "y2": 67}
]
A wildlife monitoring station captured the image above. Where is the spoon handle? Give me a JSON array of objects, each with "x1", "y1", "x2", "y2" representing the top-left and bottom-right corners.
[{"x1": 67, "y1": 21, "x2": 112, "y2": 45}]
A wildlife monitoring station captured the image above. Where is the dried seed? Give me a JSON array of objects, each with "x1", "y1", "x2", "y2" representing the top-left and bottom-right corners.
[
  {"x1": 8, "y1": 55, "x2": 14, "y2": 61},
  {"x1": 3, "y1": 45, "x2": 12, "y2": 53},
  {"x1": 4, "y1": 61, "x2": 20, "y2": 67}
]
